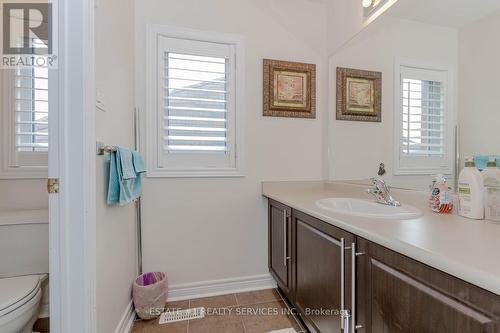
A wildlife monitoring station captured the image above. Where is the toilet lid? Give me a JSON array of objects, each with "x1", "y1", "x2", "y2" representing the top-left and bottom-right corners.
[{"x1": 0, "y1": 275, "x2": 40, "y2": 313}]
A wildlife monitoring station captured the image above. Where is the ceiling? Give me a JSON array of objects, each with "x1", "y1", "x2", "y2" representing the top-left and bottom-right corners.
[{"x1": 387, "y1": 0, "x2": 500, "y2": 28}]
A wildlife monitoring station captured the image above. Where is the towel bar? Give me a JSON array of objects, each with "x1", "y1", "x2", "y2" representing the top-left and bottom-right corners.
[
  {"x1": 96, "y1": 141, "x2": 117, "y2": 155},
  {"x1": 96, "y1": 107, "x2": 143, "y2": 275}
]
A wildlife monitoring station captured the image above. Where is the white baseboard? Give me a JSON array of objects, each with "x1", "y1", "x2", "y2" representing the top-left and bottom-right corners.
[
  {"x1": 113, "y1": 274, "x2": 276, "y2": 331},
  {"x1": 167, "y1": 274, "x2": 277, "y2": 301},
  {"x1": 114, "y1": 301, "x2": 136, "y2": 333}
]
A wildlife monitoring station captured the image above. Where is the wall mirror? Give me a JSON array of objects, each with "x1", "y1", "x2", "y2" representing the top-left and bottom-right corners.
[{"x1": 330, "y1": 0, "x2": 500, "y2": 191}]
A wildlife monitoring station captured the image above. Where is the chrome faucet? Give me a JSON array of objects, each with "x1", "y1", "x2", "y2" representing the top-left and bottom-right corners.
[{"x1": 367, "y1": 177, "x2": 401, "y2": 207}]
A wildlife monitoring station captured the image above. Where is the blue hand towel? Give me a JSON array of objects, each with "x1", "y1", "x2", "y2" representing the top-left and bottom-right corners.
[
  {"x1": 118, "y1": 147, "x2": 146, "y2": 205},
  {"x1": 131, "y1": 150, "x2": 147, "y2": 200},
  {"x1": 120, "y1": 148, "x2": 136, "y2": 180},
  {"x1": 106, "y1": 147, "x2": 147, "y2": 206},
  {"x1": 132, "y1": 150, "x2": 147, "y2": 173},
  {"x1": 106, "y1": 151, "x2": 120, "y2": 205}
]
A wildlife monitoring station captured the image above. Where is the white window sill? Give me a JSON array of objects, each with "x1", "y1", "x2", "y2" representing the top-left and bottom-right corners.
[
  {"x1": 146, "y1": 168, "x2": 245, "y2": 178},
  {"x1": 0, "y1": 166, "x2": 48, "y2": 179},
  {"x1": 394, "y1": 168, "x2": 453, "y2": 176}
]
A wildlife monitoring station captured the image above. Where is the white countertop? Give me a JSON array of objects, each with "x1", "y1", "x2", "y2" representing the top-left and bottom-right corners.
[{"x1": 262, "y1": 181, "x2": 500, "y2": 296}]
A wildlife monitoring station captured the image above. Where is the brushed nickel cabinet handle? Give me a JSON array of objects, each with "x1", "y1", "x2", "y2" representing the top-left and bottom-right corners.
[
  {"x1": 351, "y1": 242, "x2": 365, "y2": 332},
  {"x1": 283, "y1": 210, "x2": 290, "y2": 266},
  {"x1": 345, "y1": 311, "x2": 350, "y2": 333},
  {"x1": 340, "y1": 238, "x2": 345, "y2": 330}
]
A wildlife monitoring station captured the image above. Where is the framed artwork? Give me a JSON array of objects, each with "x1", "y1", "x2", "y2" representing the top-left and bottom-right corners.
[
  {"x1": 263, "y1": 59, "x2": 316, "y2": 118},
  {"x1": 336, "y1": 67, "x2": 382, "y2": 122}
]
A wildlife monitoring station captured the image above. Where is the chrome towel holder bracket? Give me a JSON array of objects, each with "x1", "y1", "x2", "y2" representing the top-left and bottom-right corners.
[{"x1": 96, "y1": 141, "x2": 117, "y2": 155}]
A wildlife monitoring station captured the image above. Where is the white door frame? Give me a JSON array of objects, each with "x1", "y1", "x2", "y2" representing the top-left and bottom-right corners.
[{"x1": 49, "y1": 0, "x2": 96, "y2": 332}]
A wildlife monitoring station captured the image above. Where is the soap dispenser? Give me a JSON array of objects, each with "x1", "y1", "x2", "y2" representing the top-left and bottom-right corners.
[
  {"x1": 482, "y1": 157, "x2": 500, "y2": 221},
  {"x1": 458, "y1": 157, "x2": 484, "y2": 219},
  {"x1": 429, "y1": 175, "x2": 453, "y2": 214}
]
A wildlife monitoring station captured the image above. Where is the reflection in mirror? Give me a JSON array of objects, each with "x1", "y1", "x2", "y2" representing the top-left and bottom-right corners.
[{"x1": 329, "y1": 0, "x2": 500, "y2": 192}]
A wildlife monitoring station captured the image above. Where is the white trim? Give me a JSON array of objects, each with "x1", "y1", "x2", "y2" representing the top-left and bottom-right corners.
[
  {"x1": 144, "y1": 25, "x2": 246, "y2": 178},
  {"x1": 48, "y1": 0, "x2": 62, "y2": 332},
  {"x1": 49, "y1": 0, "x2": 97, "y2": 333},
  {"x1": 114, "y1": 301, "x2": 136, "y2": 333},
  {"x1": 0, "y1": 165, "x2": 47, "y2": 179},
  {"x1": 167, "y1": 274, "x2": 276, "y2": 302},
  {"x1": 393, "y1": 57, "x2": 456, "y2": 176},
  {"x1": 83, "y1": 0, "x2": 97, "y2": 329}
]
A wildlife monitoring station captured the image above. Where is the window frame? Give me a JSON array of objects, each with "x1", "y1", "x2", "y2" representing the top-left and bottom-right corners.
[
  {"x1": 145, "y1": 25, "x2": 245, "y2": 178},
  {"x1": 0, "y1": 69, "x2": 48, "y2": 179},
  {"x1": 393, "y1": 57, "x2": 455, "y2": 176}
]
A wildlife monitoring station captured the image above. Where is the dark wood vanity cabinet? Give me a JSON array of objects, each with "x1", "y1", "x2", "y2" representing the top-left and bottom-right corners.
[
  {"x1": 267, "y1": 200, "x2": 500, "y2": 333},
  {"x1": 292, "y1": 209, "x2": 355, "y2": 333},
  {"x1": 356, "y1": 238, "x2": 500, "y2": 333},
  {"x1": 268, "y1": 199, "x2": 292, "y2": 298}
]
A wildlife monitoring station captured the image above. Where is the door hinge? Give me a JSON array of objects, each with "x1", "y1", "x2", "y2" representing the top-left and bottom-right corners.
[{"x1": 47, "y1": 178, "x2": 60, "y2": 194}]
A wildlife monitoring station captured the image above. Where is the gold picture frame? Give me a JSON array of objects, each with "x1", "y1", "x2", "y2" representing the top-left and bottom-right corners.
[
  {"x1": 336, "y1": 67, "x2": 382, "y2": 122},
  {"x1": 263, "y1": 59, "x2": 316, "y2": 118}
]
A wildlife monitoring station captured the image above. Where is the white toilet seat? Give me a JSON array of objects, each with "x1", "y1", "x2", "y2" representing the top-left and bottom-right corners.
[
  {"x1": 0, "y1": 275, "x2": 42, "y2": 316},
  {"x1": 0, "y1": 275, "x2": 44, "y2": 333},
  {"x1": 0, "y1": 289, "x2": 42, "y2": 333}
]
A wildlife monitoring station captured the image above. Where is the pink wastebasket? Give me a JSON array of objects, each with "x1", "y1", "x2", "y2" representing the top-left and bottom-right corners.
[{"x1": 132, "y1": 272, "x2": 168, "y2": 320}]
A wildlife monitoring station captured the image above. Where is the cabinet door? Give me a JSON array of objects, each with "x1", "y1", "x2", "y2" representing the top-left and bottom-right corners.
[
  {"x1": 268, "y1": 199, "x2": 292, "y2": 296},
  {"x1": 292, "y1": 209, "x2": 355, "y2": 333},
  {"x1": 357, "y1": 238, "x2": 500, "y2": 333}
]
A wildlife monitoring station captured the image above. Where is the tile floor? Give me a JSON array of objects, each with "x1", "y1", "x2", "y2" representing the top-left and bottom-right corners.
[{"x1": 131, "y1": 289, "x2": 306, "y2": 333}]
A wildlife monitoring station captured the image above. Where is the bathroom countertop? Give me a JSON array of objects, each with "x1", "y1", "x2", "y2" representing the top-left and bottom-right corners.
[{"x1": 262, "y1": 180, "x2": 500, "y2": 296}]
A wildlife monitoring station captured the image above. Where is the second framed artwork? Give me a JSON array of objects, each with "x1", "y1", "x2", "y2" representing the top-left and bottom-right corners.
[
  {"x1": 263, "y1": 59, "x2": 316, "y2": 118},
  {"x1": 336, "y1": 67, "x2": 382, "y2": 122}
]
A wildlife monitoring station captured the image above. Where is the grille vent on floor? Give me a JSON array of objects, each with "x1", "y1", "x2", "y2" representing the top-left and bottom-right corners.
[{"x1": 159, "y1": 307, "x2": 206, "y2": 324}]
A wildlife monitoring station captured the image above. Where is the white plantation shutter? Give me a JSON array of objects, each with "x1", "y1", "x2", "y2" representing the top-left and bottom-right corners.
[
  {"x1": 0, "y1": 38, "x2": 50, "y2": 176},
  {"x1": 2, "y1": 66, "x2": 49, "y2": 168},
  {"x1": 164, "y1": 52, "x2": 229, "y2": 152},
  {"x1": 157, "y1": 35, "x2": 237, "y2": 172},
  {"x1": 396, "y1": 64, "x2": 452, "y2": 174},
  {"x1": 401, "y1": 78, "x2": 444, "y2": 156},
  {"x1": 15, "y1": 67, "x2": 49, "y2": 152}
]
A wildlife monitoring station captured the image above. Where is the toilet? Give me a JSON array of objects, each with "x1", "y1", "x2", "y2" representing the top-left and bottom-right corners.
[{"x1": 0, "y1": 209, "x2": 49, "y2": 333}]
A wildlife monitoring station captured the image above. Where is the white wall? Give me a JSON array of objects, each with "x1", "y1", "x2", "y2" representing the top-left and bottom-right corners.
[
  {"x1": 326, "y1": 0, "x2": 402, "y2": 56},
  {"x1": 95, "y1": 0, "x2": 137, "y2": 331},
  {"x1": 327, "y1": 0, "x2": 365, "y2": 54},
  {"x1": 0, "y1": 179, "x2": 47, "y2": 210},
  {"x1": 328, "y1": 17, "x2": 458, "y2": 190},
  {"x1": 459, "y1": 10, "x2": 500, "y2": 159},
  {"x1": 135, "y1": 0, "x2": 328, "y2": 287}
]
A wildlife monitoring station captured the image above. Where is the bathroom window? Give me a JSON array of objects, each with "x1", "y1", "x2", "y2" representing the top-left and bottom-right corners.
[
  {"x1": 146, "y1": 27, "x2": 244, "y2": 177},
  {"x1": 15, "y1": 67, "x2": 49, "y2": 154},
  {"x1": 164, "y1": 52, "x2": 229, "y2": 154},
  {"x1": 394, "y1": 60, "x2": 454, "y2": 175},
  {"x1": 0, "y1": 65, "x2": 49, "y2": 178}
]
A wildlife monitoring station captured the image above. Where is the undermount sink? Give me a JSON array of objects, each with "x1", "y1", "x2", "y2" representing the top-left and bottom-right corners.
[{"x1": 315, "y1": 198, "x2": 422, "y2": 220}]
